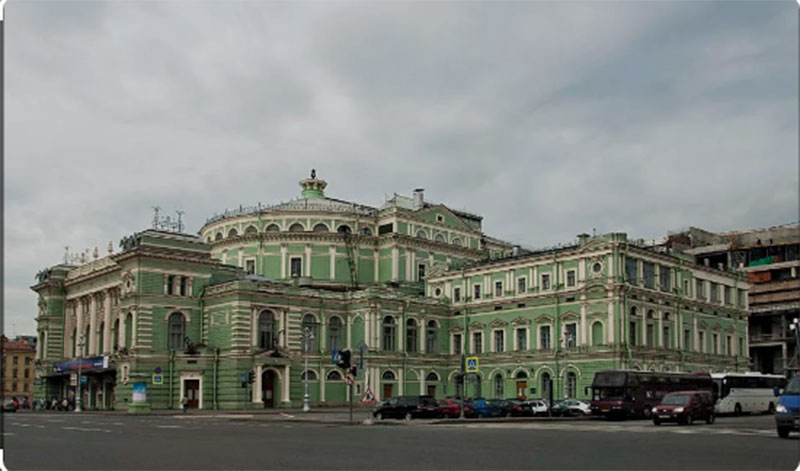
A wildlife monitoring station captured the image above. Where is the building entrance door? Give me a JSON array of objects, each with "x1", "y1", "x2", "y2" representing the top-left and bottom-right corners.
[
  {"x1": 427, "y1": 385, "x2": 436, "y2": 397},
  {"x1": 516, "y1": 381, "x2": 527, "y2": 399},
  {"x1": 383, "y1": 384, "x2": 393, "y2": 400},
  {"x1": 184, "y1": 380, "x2": 200, "y2": 409},
  {"x1": 262, "y1": 370, "x2": 276, "y2": 408}
]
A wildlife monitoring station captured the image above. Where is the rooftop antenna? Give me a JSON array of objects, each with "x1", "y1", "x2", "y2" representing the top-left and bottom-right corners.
[
  {"x1": 152, "y1": 206, "x2": 161, "y2": 229},
  {"x1": 176, "y1": 210, "x2": 185, "y2": 232},
  {"x1": 593, "y1": 228, "x2": 596, "y2": 237},
  {"x1": 64, "y1": 246, "x2": 70, "y2": 264}
]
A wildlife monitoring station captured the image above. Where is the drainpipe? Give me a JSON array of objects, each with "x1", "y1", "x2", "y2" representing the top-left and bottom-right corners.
[
  {"x1": 213, "y1": 347, "x2": 219, "y2": 410},
  {"x1": 169, "y1": 350, "x2": 175, "y2": 409}
]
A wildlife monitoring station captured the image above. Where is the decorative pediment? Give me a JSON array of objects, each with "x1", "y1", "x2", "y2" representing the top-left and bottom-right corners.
[
  {"x1": 512, "y1": 316, "x2": 531, "y2": 325},
  {"x1": 698, "y1": 320, "x2": 708, "y2": 329},
  {"x1": 490, "y1": 318, "x2": 508, "y2": 328},
  {"x1": 584, "y1": 282, "x2": 607, "y2": 293},
  {"x1": 469, "y1": 321, "x2": 486, "y2": 330},
  {"x1": 711, "y1": 324, "x2": 722, "y2": 332},
  {"x1": 561, "y1": 312, "x2": 579, "y2": 322},
  {"x1": 724, "y1": 326, "x2": 735, "y2": 333},
  {"x1": 449, "y1": 325, "x2": 463, "y2": 333},
  {"x1": 536, "y1": 315, "x2": 553, "y2": 324}
]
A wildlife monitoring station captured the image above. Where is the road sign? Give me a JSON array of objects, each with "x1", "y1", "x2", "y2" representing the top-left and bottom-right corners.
[
  {"x1": 152, "y1": 374, "x2": 164, "y2": 385},
  {"x1": 155, "y1": 367, "x2": 162, "y2": 374},
  {"x1": 344, "y1": 373, "x2": 355, "y2": 385},
  {"x1": 466, "y1": 356, "x2": 479, "y2": 373},
  {"x1": 361, "y1": 386, "x2": 376, "y2": 404},
  {"x1": 331, "y1": 349, "x2": 341, "y2": 365}
]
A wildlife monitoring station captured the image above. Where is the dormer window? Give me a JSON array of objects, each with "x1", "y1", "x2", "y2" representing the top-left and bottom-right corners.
[{"x1": 436, "y1": 215, "x2": 444, "y2": 223}]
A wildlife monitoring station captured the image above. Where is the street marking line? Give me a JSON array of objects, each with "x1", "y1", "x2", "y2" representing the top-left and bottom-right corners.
[
  {"x1": 62, "y1": 426, "x2": 103, "y2": 432},
  {"x1": 156, "y1": 425, "x2": 181, "y2": 429}
]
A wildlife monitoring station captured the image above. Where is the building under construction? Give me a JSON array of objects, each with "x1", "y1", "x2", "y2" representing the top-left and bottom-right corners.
[{"x1": 667, "y1": 223, "x2": 800, "y2": 376}]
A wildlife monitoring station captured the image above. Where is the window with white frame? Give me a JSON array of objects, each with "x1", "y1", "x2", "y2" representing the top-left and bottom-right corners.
[
  {"x1": 453, "y1": 333, "x2": 462, "y2": 355},
  {"x1": 494, "y1": 281, "x2": 503, "y2": 297},
  {"x1": 418, "y1": 264, "x2": 426, "y2": 282},
  {"x1": 245, "y1": 259, "x2": 255, "y2": 275},
  {"x1": 474, "y1": 284, "x2": 481, "y2": 300},
  {"x1": 494, "y1": 330, "x2": 504, "y2": 352},
  {"x1": 712, "y1": 333, "x2": 719, "y2": 354},
  {"x1": 541, "y1": 274, "x2": 551, "y2": 291},
  {"x1": 290, "y1": 257, "x2": 302, "y2": 278},
  {"x1": 566, "y1": 270, "x2": 576, "y2": 287},
  {"x1": 454, "y1": 287, "x2": 461, "y2": 303},
  {"x1": 540, "y1": 325, "x2": 551, "y2": 350},
  {"x1": 473, "y1": 332, "x2": 483, "y2": 354},
  {"x1": 695, "y1": 279, "x2": 705, "y2": 299},
  {"x1": 516, "y1": 328, "x2": 527, "y2": 351},
  {"x1": 698, "y1": 331, "x2": 706, "y2": 353},
  {"x1": 564, "y1": 323, "x2": 577, "y2": 348},
  {"x1": 517, "y1": 277, "x2": 526, "y2": 294}
]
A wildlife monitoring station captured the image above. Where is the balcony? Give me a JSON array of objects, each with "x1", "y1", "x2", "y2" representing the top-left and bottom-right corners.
[{"x1": 749, "y1": 333, "x2": 789, "y2": 345}]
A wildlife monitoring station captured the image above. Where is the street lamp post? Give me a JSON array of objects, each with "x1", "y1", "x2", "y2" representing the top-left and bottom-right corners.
[
  {"x1": 75, "y1": 336, "x2": 85, "y2": 413},
  {"x1": 302, "y1": 327, "x2": 315, "y2": 412},
  {"x1": 789, "y1": 318, "x2": 800, "y2": 374}
]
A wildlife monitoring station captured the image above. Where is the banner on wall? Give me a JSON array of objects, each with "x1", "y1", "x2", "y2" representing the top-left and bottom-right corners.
[{"x1": 132, "y1": 381, "x2": 147, "y2": 403}]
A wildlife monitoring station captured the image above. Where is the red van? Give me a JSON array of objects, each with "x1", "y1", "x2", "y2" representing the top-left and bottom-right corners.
[{"x1": 652, "y1": 391, "x2": 715, "y2": 426}]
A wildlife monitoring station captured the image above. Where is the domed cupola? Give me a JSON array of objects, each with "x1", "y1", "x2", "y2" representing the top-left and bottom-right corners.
[{"x1": 299, "y1": 169, "x2": 327, "y2": 199}]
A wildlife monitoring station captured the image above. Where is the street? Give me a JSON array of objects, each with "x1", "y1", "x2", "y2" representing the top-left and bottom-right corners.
[{"x1": 2, "y1": 412, "x2": 798, "y2": 470}]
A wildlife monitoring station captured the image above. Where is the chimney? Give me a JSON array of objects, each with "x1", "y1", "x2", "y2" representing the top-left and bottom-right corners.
[{"x1": 413, "y1": 188, "x2": 424, "y2": 209}]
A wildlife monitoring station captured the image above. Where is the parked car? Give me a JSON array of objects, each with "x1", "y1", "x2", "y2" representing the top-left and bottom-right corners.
[
  {"x1": 373, "y1": 395, "x2": 439, "y2": 420},
  {"x1": 504, "y1": 399, "x2": 535, "y2": 417},
  {"x1": 548, "y1": 400, "x2": 569, "y2": 416},
  {"x1": 774, "y1": 374, "x2": 800, "y2": 438},
  {"x1": 524, "y1": 400, "x2": 549, "y2": 416},
  {"x1": 436, "y1": 398, "x2": 472, "y2": 418},
  {"x1": 652, "y1": 391, "x2": 715, "y2": 425},
  {"x1": 562, "y1": 399, "x2": 592, "y2": 416},
  {"x1": 2, "y1": 399, "x2": 18, "y2": 412},
  {"x1": 470, "y1": 398, "x2": 503, "y2": 418}
]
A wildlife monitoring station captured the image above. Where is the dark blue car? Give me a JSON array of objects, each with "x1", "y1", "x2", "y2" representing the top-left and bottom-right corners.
[{"x1": 775, "y1": 374, "x2": 800, "y2": 438}]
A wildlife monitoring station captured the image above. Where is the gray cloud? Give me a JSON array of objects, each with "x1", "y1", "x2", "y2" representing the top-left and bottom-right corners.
[{"x1": 4, "y1": 0, "x2": 797, "y2": 335}]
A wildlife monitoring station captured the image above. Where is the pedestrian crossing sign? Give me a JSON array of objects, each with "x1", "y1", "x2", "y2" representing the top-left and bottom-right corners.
[
  {"x1": 361, "y1": 387, "x2": 376, "y2": 404},
  {"x1": 152, "y1": 374, "x2": 164, "y2": 385},
  {"x1": 466, "y1": 356, "x2": 479, "y2": 373}
]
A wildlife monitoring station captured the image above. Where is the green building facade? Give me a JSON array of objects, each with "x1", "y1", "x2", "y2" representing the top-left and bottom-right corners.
[{"x1": 32, "y1": 174, "x2": 749, "y2": 411}]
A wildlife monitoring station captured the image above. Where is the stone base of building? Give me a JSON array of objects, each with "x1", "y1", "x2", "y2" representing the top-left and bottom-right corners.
[{"x1": 127, "y1": 402, "x2": 152, "y2": 414}]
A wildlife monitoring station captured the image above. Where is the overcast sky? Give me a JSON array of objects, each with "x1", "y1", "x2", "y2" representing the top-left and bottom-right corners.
[{"x1": 4, "y1": 1, "x2": 797, "y2": 336}]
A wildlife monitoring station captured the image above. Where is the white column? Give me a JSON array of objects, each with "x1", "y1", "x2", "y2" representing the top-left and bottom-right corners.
[
  {"x1": 365, "y1": 312, "x2": 371, "y2": 350},
  {"x1": 280, "y1": 245, "x2": 287, "y2": 279},
  {"x1": 607, "y1": 301, "x2": 615, "y2": 344},
  {"x1": 329, "y1": 246, "x2": 336, "y2": 280},
  {"x1": 642, "y1": 316, "x2": 647, "y2": 347},
  {"x1": 119, "y1": 310, "x2": 127, "y2": 349},
  {"x1": 283, "y1": 365, "x2": 291, "y2": 403},
  {"x1": 305, "y1": 245, "x2": 311, "y2": 277},
  {"x1": 406, "y1": 252, "x2": 413, "y2": 281},
  {"x1": 346, "y1": 316, "x2": 352, "y2": 350},
  {"x1": 420, "y1": 369, "x2": 426, "y2": 395},
  {"x1": 398, "y1": 368, "x2": 404, "y2": 395},
  {"x1": 693, "y1": 316, "x2": 699, "y2": 352},
  {"x1": 420, "y1": 320, "x2": 426, "y2": 354},
  {"x1": 391, "y1": 247, "x2": 399, "y2": 281},
  {"x1": 253, "y1": 365, "x2": 262, "y2": 403},
  {"x1": 580, "y1": 303, "x2": 587, "y2": 345},
  {"x1": 321, "y1": 367, "x2": 327, "y2": 403},
  {"x1": 103, "y1": 291, "x2": 112, "y2": 354},
  {"x1": 88, "y1": 294, "x2": 98, "y2": 355},
  {"x1": 658, "y1": 314, "x2": 664, "y2": 347},
  {"x1": 373, "y1": 250, "x2": 379, "y2": 283}
]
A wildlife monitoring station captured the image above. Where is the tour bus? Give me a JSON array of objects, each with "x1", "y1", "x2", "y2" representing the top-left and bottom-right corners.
[
  {"x1": 588, "y1": 370, "x2": 714, "y2": 419},
  {"x1": 711, "y1": 373, "x2": 786, "y2": 415}
]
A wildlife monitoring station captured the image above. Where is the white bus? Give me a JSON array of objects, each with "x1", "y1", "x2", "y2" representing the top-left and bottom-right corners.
[{"x1": 711, "y1": 373, "x2": 786, "y2": 415}]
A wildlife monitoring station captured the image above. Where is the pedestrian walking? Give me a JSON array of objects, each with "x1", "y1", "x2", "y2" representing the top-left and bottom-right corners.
[{"x1": 181, "y1": 396, "x2": 189, "y2": 413}]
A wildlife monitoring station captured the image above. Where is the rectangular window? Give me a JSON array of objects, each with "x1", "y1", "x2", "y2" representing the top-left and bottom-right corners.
[
  {"x1": 710, "y1": 282, "x2": 718, "y2": 303},
  {"x1": 712, "y1": 333, "x2": 719, "y2": 354},
  {"x1": 696, "y1": 279, "x2": 705, "y2": 299},
  {"x1": 663, "y1": 326, "x2": 670, "y2": 348},
  {"x1": 659, "y1": 266, "x2": 670, "y2": 292},
  {"x1": 179, "y1": 276, "x2": 187, "y2": 296},
  {"x1": 453, "y1": 334, "x2": 462, "y2": 355},
  {"x1": 726, "y1": 336, "x2": 732, "y2": 355},
  {"x1": 23, "y1": 384, "x2": 28, "y2": 392},
  {"x1": 684, "y1": 329, "x2": 691, "y2": 350},
  {"x1": 565, "y1": 324, "x2": 577, "y2": 347},
  {"x1": 738, "y1": 289, "x2": 745, "y2": 307},
  {"x1": 625, "y1": 258, "x2": 638, "y2": 284},
  {"x1": 12, "y1": 369, "x2": 17, "y2": 379},
  {"x1": 683, "y1": 279, "x2": 689, "y2": 297},
  {"x1": 454, "y1": 287, "x2": 462, "y2": 303},
  {"x1": 12, "y1": 357, "x2": 18, "y2": 365},
  {"x1": 494, "y1": 330, "x2": 504, "y2": 352},
  {"x1": 540, "y1": 326, "x2": 551, "y2": 350},
  {"x1": 629, "y1": 321, "x2": 637, "y2": 346},
  {"x1": 473, "y1": 332, "x2": 483, "y2": 354},
  {"x1": 24, "y1": 369, "x2": 29, "y2": 379},
  {"x1": 566, "y1": 270, "x2": 576, "y2": 287},
  {"x1": 516, "y1": 328, "x2": 527, "y2": 351},
  {"x1": 24, "y1": 357, "x2": 30, "y2": 366},
  {"x1": 245, "y1": 260, "x2": 255, "y2": 275},
  {"x1": 474, "y1": 284, "x2": 481, "y2": 300},
  {"x1": 724, "y1": 286, "x2": 731, "y2": 305},
  {"x1": 646, "y1": 324, "x2": 654, "y2": 347},
  {"x1": 643, "y1": 262, "x2": 655, "y2": 289},
  {"x1": 541, "y1": 274, "x2": 551, "y2": 291},
  {"x1": 378, "y1": 224, "x2": 393, "y2": 235},
  {"x1": 517, "y1": 277, "x2": 526, "y2": 294},
  {"x1": 418, "y1": 264, "x2": 426, "y2": 282},
  {"x1": 290, "y1": 257, "x2": 302, "y2": 278},
  {"x1": 494, "y1": 281, "x2": 503, "y2": 297},
  {"x1": 167, "y1": 275, "x2": 175, "y2": 295},
  {"x1": 11, "y1": 383, "x2": 16, "y2": 392},
  {"x1": 699, "y1": 331, "x2": 705, "y2": 353},
  {"x1": 738, "y1": 337, "x2": 744, "y2": 356}
]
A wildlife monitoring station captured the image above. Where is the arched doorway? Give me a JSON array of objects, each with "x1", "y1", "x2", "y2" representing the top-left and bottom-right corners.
[
  {"x1": 515, "y1": 371, "x2": 528, "y2": 399},
  {"x1": 262, "y1": 370, "x2": 278, "y2": 408},
  {"x1": 541, "y1": 372, "x2": 552, "y2": 401}
]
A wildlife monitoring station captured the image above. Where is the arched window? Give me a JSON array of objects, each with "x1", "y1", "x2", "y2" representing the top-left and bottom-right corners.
[
  {"x1": 494, "y1": 374, "x2": 504, "y2": 399},
  {"x1": 313, "y1": 223, "x2": 329, "y2": 232},
  {"x1": 426, "y1": 320, "x2": 438, "y2": 353},
  {"x1": 125, "y1": 313, "x2": 133, "y2": 348},
  {"x1": 541, "y1": 372, "x2": 552, "y2": 399},
  {"x1": 360, "y1": 227, "x2": 372, "y2": 236},
  {"x1": 206, "y1": 237, "x2": 212, "y2": 243},
  {"x1": 215, "y1": 232, "x2": 223, "y2": 241},
  {"x1": 591, "y1": 321, "x2": 604, "y2": 346},
  {"x1": 113, "y1": 319, "x2": 119, "y2": 351},
  {"x1": 289, "y1": 223, "x2": 305, "y2": 232},
  {"x1": 451, "y1": 237, "x2": 462, "y2": 246},
  {"x1": 630, "y1": 306, "x2": 638, "y2": 317},
  {"x1": 515, "y1": 371, "x2": 528, "y2": 379},
  {"x1": 337, "y1": 225, "x2": 352, "y2": 234},
  {"x1": 228, "y1": 228, "x2": 238, "y2": 238},
  {"x1": 434, "y1": 234, "x2": 445, "y2": 243},
  {"x1": 97, "y1": 322, "x2": 104, "y2": 354},
  {"x1": 416, "y1": 230, "x2": 427, "y2": 239},
  {"x1": 168, "y1": 312, "x2": 185, "y2": 350},
  {"x1": 266, "y1": 224, "x2": 280, "y2": 233},
  {"x1": 301, "y1": 370, "x2": 317, "y2": 381},
  {"x1": 382, "y1": 316, "x2": 396, "y2": 351},
  {"x1": 302, "y1": 314, "x2": 318, "y2": 352},
  {"x1": 664, "y1": 312, "x2": 671, "y2": 322},
  {"x1": 646, "y1": 309, "x2": 654, "y2": 319},
  {"x1": 426, "y1": 372, "x2": 439, "y2": 382},
  {"x1": 258, "y1": 310, "x2": 275, "y2": 349},
  {"x1": 327, "y1": 370, "x2": 342, "y2": 381},
  {"x1": 406, "y1": 319, "x2": 418, "y2": 353},
  {"x1": 382, "y1": 370, "x2": 396, "y2": 381},
  {"x1": 245, "y1": 225, "x2": 258, "y2": 236},
  {"x1": 328, "y1": 317, "x2": 342, "y2": 352},
  {"x1": 566, "y1": 372, "x2": 577, "y2": 398}
]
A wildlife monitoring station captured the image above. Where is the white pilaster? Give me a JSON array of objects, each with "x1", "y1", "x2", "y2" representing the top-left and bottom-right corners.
[
  {"x1": 280, "y1": 245, "x2": 287, "y2": 279},
  {"x1": 580, "y1": 303, "x2": 587, "y2": 345},
  {"x1": 103, "y1": 291, "x2": 112, "y2": 354},
  {"x1": 305, "y1": 245, "x2": 312, "y2": 277},
  {"x1": 88, "y1": 295, "x2": 98, "y2": 355},
  {"x1": 283, "y1": 365, "x2": 291, "y2": 403},
  {"x1": 391, "y1": 247, "x2": 399, "y2": 281}
]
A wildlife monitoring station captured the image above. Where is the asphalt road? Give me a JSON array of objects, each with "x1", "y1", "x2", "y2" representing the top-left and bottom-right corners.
[{"x1": 2, "y1": 412, "x2": 798, "y2": 470}]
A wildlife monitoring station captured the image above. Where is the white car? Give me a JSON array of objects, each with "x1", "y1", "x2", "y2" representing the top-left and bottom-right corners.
[
  {"x1": 524, "y1": 400, "x2": 549, "y2": 416},
  {"x1": 563, "y1": 399, "x2": 592, "y2": 416}
]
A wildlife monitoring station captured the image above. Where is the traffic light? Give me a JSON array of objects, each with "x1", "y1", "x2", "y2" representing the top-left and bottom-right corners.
[
  {"x1": 248, "y1": 371, "x2": 255, "y2": 384},
  {"x1": 337, "y1": 349, "x2": 351, "y2": 369}
]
